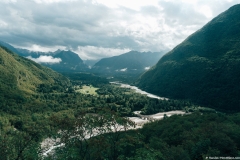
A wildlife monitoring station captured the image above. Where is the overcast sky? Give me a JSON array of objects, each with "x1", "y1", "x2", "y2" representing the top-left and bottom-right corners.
[{"x1": 0, "y1": 0, "x2": 239, "y2": 60}]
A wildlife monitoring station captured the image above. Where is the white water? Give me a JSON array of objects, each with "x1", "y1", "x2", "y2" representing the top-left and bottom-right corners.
[
  {"x1": 110, "y1": 82, "x2": 168, "y2": 100},
  {"x1": 42, "y1": 143, "x2": 64, "y2": 156}
]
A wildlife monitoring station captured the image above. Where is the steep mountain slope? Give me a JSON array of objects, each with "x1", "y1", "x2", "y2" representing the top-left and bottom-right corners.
[
  {"x1": 0, "y1": 40, "x2": 22, "y2": 55},
  {"x1": 137, "y1": 4, "x2": 240, "y2": 111},
  {"x1": 92, "y1": 51, "x2": 164, "y2": 75},
  {"x1": 0, "y1": 46, "x2": 70, "y2": 101}
]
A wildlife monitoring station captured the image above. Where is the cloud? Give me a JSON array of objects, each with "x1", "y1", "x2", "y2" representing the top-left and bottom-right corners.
[
  {"x1": 94, "y1": 0, "x2": 159, "y2": 11},
  {"x1": 120, "y1": 68, "x2": 127, "y2": 72},
  {"x1": 0, "y1": 0, "x2": 239, "y2": 59},
  {"x1": 22, "y1": 44, "x2": 67, "y2": 52},
  {"x1": 1, "y1": 0, "x2": 17, "y2": 3},
  {"x1": 145, "y1": 66, "x2": 151, "y2": 70},
  {"x1": 27, "y1": 55, "x2": 62, "y2": 63},
  {"x1": 34, "y1": 0, "x2": 77, "y2": 4}
]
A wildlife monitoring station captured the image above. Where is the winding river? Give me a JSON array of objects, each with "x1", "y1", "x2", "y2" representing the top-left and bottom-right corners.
[{"x1": 110, "y1": 82, "x2": 168, "y2": 100}]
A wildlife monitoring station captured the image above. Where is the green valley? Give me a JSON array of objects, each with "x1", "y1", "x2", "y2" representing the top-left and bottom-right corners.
[
  {"x1": 0, "y1": 47, "x2": 196, "y2": 159},
  {"x1": 1, "y1": 3, "x2": 240, "y2": 160}
]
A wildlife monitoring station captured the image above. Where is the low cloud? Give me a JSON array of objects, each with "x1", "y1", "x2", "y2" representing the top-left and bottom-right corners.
[
  {"x1": 22, "y1": 44, "x2": 67, "y2": 52},
  {"x1": 145, "y1": 66, "x2": 151, "y2": 70},
  {"x1": 27, "y1": 55, "x2": 62, "y2": 63},
  {"x1": 120, "y1": 68, "x2": 127, "y2": 72}
]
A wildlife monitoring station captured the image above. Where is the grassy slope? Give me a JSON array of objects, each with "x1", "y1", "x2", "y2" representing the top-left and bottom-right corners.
[
  {"x1": 0, "y1": 47, "x2": 70, "y2": 97},
  {"x1": 75, "y1": 85, "x2": 99, "y2": 95}
]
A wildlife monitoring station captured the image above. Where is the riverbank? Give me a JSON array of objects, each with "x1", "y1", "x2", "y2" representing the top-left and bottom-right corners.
[
  {"x1": 129, "y1": 110, "x2": 186, "y2": 128},
  {"x1": 41, "y1": 110, "x2": 187, "y2": 156},
  {"x1": 110, "y1": 82, "x2": 168, "y2": 100}
]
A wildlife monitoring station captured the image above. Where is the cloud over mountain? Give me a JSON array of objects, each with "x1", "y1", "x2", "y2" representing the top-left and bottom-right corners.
[
  {"x1": 27, "y1": 56, "x2": 62, "y2": 64},
  {"x1": 0, "y1": 0, "x2": 239, "y2": 59}
]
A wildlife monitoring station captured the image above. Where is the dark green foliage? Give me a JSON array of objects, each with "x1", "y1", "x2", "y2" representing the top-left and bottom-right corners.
[
  {"x1": 54, "y1": 112, "x2": 240, "y2": 160},
  {"x1": 95, "y1": 84, "x2": 191, "y2": 116},
  {"x1": 0, "y1": 130, "x2": 40, "y2": 160},
  {"x1": 137, "y1": 4, "x2": 240, "y2": 111},
  {"x1": 53, "y1": 108, "x2": 136, "y2": 160},
  {"x1": 141, "y1": 113, "x2": 240, "y2": 159}
]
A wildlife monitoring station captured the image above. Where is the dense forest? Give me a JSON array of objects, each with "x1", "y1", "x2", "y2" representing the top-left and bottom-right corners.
[
  {"x1": 52, "y1": 112, "x2": 240, "y2": 160},
  {"x1": 1, "y1": 45, "x2": 240, "y2": 159},
  {"x1": 1, "y1": 72, "x2": 238, "y2": 160},
  {"x1": 0, "y1": 84, "x2": 195, "y2": 159},
  {"x1": 137, "y1": 4, "x2": 240, "y2": 112}
]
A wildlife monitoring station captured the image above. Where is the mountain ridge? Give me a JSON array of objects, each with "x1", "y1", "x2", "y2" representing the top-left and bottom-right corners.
[
  {"x1": 137, "y1": 4, "x2": 240, "y2": 111},
  {"x1": 92, "y1": 51, "x2": 165, "y2": 75}
]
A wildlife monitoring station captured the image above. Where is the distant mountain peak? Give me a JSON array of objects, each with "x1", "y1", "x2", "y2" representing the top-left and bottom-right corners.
[
  {"x1": 54, "y1": 50, "x2": 83, "y2": 63},
  {"x1": 92, "y1": 51, "x2": 165, "y2": 75}
]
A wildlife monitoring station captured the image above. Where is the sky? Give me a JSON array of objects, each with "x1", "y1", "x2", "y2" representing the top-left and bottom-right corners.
[{"x1": 0, "y1": 0, "x2": 239, "y2": 60}]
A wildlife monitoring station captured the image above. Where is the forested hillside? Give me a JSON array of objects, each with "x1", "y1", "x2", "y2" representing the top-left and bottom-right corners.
[
  {"x1": 137, "y1": 4, "x2": 240, "y2": 111},
  {"x1": 56, "y1": 112, "x2": 240, "y2": 160}
]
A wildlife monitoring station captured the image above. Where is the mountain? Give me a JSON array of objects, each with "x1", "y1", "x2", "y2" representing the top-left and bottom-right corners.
[
  {"x1": 21, "y1": 49, "x2": 89, "y2": 72},
  {"x1": 43, "y1": 50, "x2": 89, "y2": 72},
  {"x1": 0, "y1": 46, "x2": 70, "y2": 102},
  {"x1": 92, "y1": 51, "x2": 164, "y2": 75},
  {"x1": 137, "y1": 4, "x2": 240, "y2": 111},
  {"x1": 0, "y1": 41, "x2": 89, "y2": 72}
]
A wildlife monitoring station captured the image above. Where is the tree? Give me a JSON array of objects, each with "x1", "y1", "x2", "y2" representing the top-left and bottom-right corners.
[
  {"x1": 51, "y1": 108, "x2": 135, "y2": 159},
  {"x1": 0, "y1": 130, "x2": 40, "y2": 160}
]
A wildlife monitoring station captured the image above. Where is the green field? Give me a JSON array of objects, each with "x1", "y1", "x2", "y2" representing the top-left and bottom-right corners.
[{"x1": 76, "y1": 85, "x2": 99, "y2": 95}]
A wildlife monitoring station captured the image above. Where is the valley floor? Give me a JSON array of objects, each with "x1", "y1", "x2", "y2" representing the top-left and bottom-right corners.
[{"x1": 41, "y1": 110, "x2": 187, "y2": 156}]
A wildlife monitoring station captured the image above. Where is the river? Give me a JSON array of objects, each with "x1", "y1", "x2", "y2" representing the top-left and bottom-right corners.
[
  {"x1": 42, "y1": 82, "x2": 172, "y2": 156},
  {"x1": 110, "y1": 82, "x2": 168, "y2": 100},
  {"x1": 41, "y1": 110, "x2": 186, "y2": 156}
]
